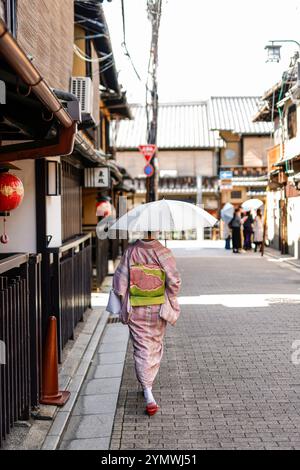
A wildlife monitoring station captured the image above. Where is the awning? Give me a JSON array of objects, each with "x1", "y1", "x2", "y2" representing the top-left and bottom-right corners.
[
  {"x1": 254, "y1": 69, "x2": 297, "y2": 123},
  {"x1": 274, "y1": 154, "x2": 300, "y2": 167},
  {"x1": 0, "y1": 19, "x2": 78, "y2": 163},
  {"x1": 100, "y1": 90, "x2": 132, "y2": 120},
  {"x1": 74, "y1": 1, "x2": 131, "y2": 120},
  {"x1": 75, "y1": 132, "x2": 108, "y2": 166},
  {"x1": 74, "y1": 132, "x2": 123, "y2": 183},
  {"x1": 113, "y1": 181, "x2": 136, "y2": 193},
  {"x1": 75, "y1": 1, "x2": 119, "y2": 93}
]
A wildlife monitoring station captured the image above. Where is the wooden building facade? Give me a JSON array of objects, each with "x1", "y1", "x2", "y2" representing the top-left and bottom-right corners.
[{"x1": 0, "y1": 0, "x2": 130, "y2": 445}]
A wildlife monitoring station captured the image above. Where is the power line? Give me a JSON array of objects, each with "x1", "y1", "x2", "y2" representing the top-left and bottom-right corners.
[
  {"x1": 120, "y1": 0, "x2": 142, "y2": 82},
  {"x1": 73, "y1": 44, "x2": 113, "y2": 63}
]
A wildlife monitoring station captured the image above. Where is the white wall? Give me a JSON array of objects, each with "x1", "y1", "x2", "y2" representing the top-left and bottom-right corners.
[
  {"x1": 287, "y1": 196, "x2": 300, "y2": 258},
  {"x1": 243, "y1": 137, "x2": 270, "y2": 167},
  {"x1": 0, "y1": 160, "x2": 37, "y2": 254},
  {"x1": 281, "y1": 102, "x2": 300, "y2": 160},
  {"x1": 0, "y1": 157, "x2": 63, "y2": 254},
  {"x1": 46, "y1": 156, "x2": 62, "y2": 248},
  {"x1": 266, "y1": 189, "x2": 281, "y2": 244}
]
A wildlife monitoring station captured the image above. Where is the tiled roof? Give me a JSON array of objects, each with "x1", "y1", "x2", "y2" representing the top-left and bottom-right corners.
[
  {"x1": 209, "y1": 97, "x2": 272, "y2": 134},
  {"x1": 115, "y1": 102, "x2": 223, "y2": 150}
]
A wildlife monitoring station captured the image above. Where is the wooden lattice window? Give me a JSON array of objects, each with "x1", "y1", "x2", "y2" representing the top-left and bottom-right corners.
[
  {"x1": 61, "y1": 160, "x2": 82, "y2": 242},
  {"x1": 231, "y1": 190, "x2": 242, "y2": 200}
]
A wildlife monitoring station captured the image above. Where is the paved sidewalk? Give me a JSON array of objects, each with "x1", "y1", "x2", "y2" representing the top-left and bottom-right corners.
[
  {"x1": 110, "y1": 246, "x2": 300, "y2": 450},
  {"x1": 2, "y1": 307, "x2": 108, "y2": 450},
  {"x1": 58, "y1": 323, "x2": 129, "y2": 450}
]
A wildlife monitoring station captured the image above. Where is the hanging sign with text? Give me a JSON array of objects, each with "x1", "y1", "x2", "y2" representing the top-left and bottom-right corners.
[{"x1": 84, "y1": 167, "x2": 111, "y2": 189}]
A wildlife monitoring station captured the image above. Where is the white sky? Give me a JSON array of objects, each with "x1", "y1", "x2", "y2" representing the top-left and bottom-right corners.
[{"x1": 104, "y1": 0, "x2": 300, "y2": 104}]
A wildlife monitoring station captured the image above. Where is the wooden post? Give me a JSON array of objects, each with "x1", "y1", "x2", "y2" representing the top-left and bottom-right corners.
[{"x1": 261, "y1": 188, "x2": 268, "y2": 257}]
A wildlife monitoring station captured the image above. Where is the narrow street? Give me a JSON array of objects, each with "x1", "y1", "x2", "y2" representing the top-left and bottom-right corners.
[
  {"x1": 2, "y1": 0, "x2": 300, "y2": 457},
  {"x1": 106, "y1": 245, "x2": 300, "y2": 450}
]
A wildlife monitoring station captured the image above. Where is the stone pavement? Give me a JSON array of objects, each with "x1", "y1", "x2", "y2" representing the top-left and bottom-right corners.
[
  {"x1": 58, "y1": 323, "x2": 129, "y2": 450},
  {"x1": 110, "y1": 246, "x2": 300, "y2": 450}
]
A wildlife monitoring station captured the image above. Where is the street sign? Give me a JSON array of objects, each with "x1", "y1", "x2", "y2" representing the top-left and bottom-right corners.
[
  {"x1": 219, "y1": 170, "x2": 233, "y2": 180},
  {"x1": 139, "y1": 144, "x2": 156, "y2": 162},
  {"x1": 84, "y1": 167, "x2": 111, "y2": 188},
  {"x1": 144, "y1": 163, "x2": 154, "y2": 177}
]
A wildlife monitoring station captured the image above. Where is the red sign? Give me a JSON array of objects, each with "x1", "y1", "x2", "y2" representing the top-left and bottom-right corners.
[{"x1": 139, "y1": 144, "x2": 156, "y2": 162}]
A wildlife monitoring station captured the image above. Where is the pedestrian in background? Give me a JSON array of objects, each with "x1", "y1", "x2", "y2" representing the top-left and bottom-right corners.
[
  {"x1": 230, "y1": 208, "x2": 242, "y2": 254},
  {"x1": 223, "y1": 221, "x2": 231, "y2": 250},
  {"x1": 253, "y1": 208, "x2": 264, "y2": 252},
  {"x1": 112, "y1": 232, "x2": 181, "y2": 416},
  {"x1": 242, "y1": 211, "x2": 253, "y2": 251}
]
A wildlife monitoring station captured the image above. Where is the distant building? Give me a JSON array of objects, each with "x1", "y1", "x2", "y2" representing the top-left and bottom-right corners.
[
  {"x1": 254, "y1": 63, "x2": 300, "y2": 256},
  {"x1": 0, "y1": 0, "x2": 130, "y2": 444},
  {"x1": 209, "y1": 96, "x2": 272, "y2": 208},
  {"x1": 115, "y1": 102, "x2": 222, "y2": 219},
  {"x1": 115, "y1": 98, "x2": 272, "y2": 218}
]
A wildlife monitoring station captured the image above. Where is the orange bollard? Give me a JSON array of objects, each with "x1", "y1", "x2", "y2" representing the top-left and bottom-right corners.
[{"x1": 40, "y1": 316, "x2": 70, "y2": 406}]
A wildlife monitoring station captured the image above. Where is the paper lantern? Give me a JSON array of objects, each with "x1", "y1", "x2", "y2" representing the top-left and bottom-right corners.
[
  {"x1": 96, "y1": 200, "x2": 112, "y2": 218},
  {"x1": 0, "y1": 172, "x2": 24, "y2": 214}
]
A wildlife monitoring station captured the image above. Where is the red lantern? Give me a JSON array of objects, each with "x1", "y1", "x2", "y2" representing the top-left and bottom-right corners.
[
  {"x1": 0, "y1": 172, "x2": 24, "y2": 213},
  {"x1": 96, "y1": 200, "x2": 112, "y2": 218}
]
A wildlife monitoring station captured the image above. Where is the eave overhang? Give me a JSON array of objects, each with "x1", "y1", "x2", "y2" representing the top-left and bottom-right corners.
[
  {"x1": 74, "y1": 1, "x2": 131, "y2": 120},
  {"x1": 0, "y1": 19, "x2": 77, "y2": 163}
]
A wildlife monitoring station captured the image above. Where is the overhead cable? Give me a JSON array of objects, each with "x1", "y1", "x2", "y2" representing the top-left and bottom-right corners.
[
  {"x1": 73, "y1": 44, "x2": 113, "y2": 63},
  {"x1": 120, "y1": 0, "x2": 142, "y2": 82}
]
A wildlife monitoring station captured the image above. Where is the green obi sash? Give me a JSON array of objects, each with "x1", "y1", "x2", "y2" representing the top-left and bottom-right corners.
[{"x1": 129, "y1": 264, "x2": 166, "y2": 307}]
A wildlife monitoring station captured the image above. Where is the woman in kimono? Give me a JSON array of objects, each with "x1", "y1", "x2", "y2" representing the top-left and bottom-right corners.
[
  {"x1": 113, "y1": 233, "x2": 181, "y2": 416},
  {"x1": 253, "y1": 208, "x2": 264, "y2": 252}
]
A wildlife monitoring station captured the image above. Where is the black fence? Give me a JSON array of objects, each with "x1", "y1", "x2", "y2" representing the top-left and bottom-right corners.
[
  {"x1": 109, "y1": 238, "x2": 119, "y2": 262},
  {"x1": 96, "y1": 237, "x2": 109, "y2": 286},
  {"x1": 28, "y1": 254, "x2": 42, "y2": 410},
  {"x1": 0, "y1": 254, "x2": 31, "y2": 447},
  {"x1": 47, "y1": 234, "x2": 92, "y2": 359},
  {"x1": 0, "y1": 237, "x2": 91, "y2": 446}
]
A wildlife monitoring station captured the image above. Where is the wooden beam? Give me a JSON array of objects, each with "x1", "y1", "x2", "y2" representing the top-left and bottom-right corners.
[
  {"x1": 219, "y1": 130, "x2": 241, "y2": 142},
  {"x1": 0, "y1": 123, "x2": 77, "y2": 163}
]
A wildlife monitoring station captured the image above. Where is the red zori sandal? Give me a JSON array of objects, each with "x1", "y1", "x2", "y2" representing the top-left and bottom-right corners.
[{"x1": 146, "y1": 402, "x2": 159, "y2": 416}]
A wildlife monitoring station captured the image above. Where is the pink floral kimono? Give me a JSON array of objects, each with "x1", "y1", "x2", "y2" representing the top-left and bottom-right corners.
[{"x1": 113, "y1": 239, "x2": 181, "y2": 389}]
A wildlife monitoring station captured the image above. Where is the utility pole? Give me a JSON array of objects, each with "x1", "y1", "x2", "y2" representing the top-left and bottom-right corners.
[{"x1": 146, "y1": 0, "x2": 162, "y2": 202}]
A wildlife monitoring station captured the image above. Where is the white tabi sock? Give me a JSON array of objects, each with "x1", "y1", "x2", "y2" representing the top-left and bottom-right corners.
[{"x1": 144, "y1": 387, "x2": 156, "y2": 405}]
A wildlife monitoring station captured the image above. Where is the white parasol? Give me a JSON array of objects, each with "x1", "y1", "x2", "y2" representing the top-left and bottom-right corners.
[{"x1": 109, "y1": 199, "x2": 218, "y2": 232}]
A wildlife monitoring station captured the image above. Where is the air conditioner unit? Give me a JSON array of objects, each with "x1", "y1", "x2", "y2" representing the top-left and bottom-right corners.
[{"x1": 71, "y1": 77, "x2": 95, "y2": 123}]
